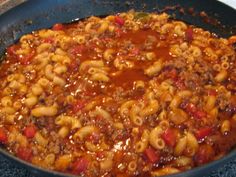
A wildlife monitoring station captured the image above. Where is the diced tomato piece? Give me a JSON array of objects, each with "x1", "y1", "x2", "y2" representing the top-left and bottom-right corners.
[
  {"x1": 144, "y1": 147, "x2": 160, "y2": 163},
  {"x1": 114, "y1": 16, "x2": 125, "y2": 26},
  {"x1": 72, "y1": 100, "x2": 85, "y2": 113},
  {"x1": 0, "y1": 127, "x2": 7, "y2": 144},
  {"x1": 195, "y1": 127, "x2": 212, "y2": 140},
  {"x1": 194, "y1": 144, "x2": 215, "y2": 165},
  {"x1": 17, "y1": 146, "x2": 32, "y2": 161},
  {"x1": 23, "y1": 125, "x2": 37, "y2": 139},
  {"x1": 72, "y1": 157, "x2": 89, "y2": 174},
  {"x1": 52, "y1": 23, "x2": 64, "y2": 31},
  {"x1": 161, "y1": 128, "x2": 177, "y2": 147},
  {"x1": 7, "y1": 45, "x2": 18, "y2": 56},
  {"x1": 185, "y1": 28, "x2": 193, "y2": 42}
]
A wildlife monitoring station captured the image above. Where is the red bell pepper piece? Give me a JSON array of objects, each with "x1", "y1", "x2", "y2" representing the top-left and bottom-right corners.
[
  {"x1": 144, "y1": 147, "x2": 160, "y2": 163},
  {"x1": 194, "y1": 110, "x2": 207, "y2": 119},
  {"x1": 185, "y1": 103, "x2": 206, "y2": 119},
  {"x1": 72, "y1": 157, "x2": 89, "y2": 174},
  {"x1": 7, "y1": 45, "x2": 18, "y2": 56},
  {"x1": 161, "y1": 128, "x2": 177, "y2": 147},
  {"x1": 195, "y1": 127, "x2": 212, "y2": 140},
  {"x1": 52, "y1": 23, "x2": 64, "y2": 31},
  {"x1": 0, "y1": 127, "x2": 7, "y2": 144},
  {"x1": 185, "y1": 28, "x2": 193, "y2": 42},
  {"x1": 194, "y1": 144, "x2": 214, "y2": 165},
  {"x1": 114, "y1": 16, "x2": 125, "y2": 26},
  {"x1": 23, "y1": 125, "x2": 37, "y2": 139}
]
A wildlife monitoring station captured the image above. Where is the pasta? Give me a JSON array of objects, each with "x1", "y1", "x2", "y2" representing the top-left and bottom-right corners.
[
  {"x1": 144, "y1": 59, "x2": 163, "y2": 76},
  {"x1": 100, "y1": 152, "x2": 113, "y2": 172},
  {"x1": 140, "y1": 99, "x2": 159, "y2": 117},
  {"x1": 54, "y1": 155, "x2": 72, "y2": 171},
  {"x1": 103, "y1": 49, "x2": 115, "y2": 61},
  {"x1": 205, "y1": 95, "x2": 216, "y2": 111},
  {"x1": 221, "y1": 120, "x2": 230, "y2": 134},
  {"x1": 119, "y1": 100, "x2": 136, "y2": 117},
  {"x1": 149, "y1": 127, "x2": 164, "y2": 149},
  {"x1": 73, "y1": 125, "x2": 97, "y2": 140},
  {"x1": 55, "y1": 115, "x2": 81, "y2": 129},
  {"x1": 186, "y1": 132, "x2": 199, "y2": 156},
  {"x1": 24, "y1": 96, "x2": 38, "y2": 107},
  {"x1": 0, "y1": 11, "x2": 235, "y2": 177},
  {"x1": 1, "y1": 96, "x2": 13, "y2": 107},
  {"x1": 90, "y1": 107, "x2": 111, "y2": 122},
  {"x1": 174, "y1": 136, "x2": 187, "y2": 156},
  {"x1": 130, "y1": 104, "x2": 143, "y2": 126},
  {"x1": 128, "y1": 160, "x2": 137, "y2": 172},
  {"x1": 31, "y1": 105, "x2": 58, "y2": 117},
  {"x1": 79, "y1": 60, "x2": 104, "y2": 72},
  {"x1": 215, "y1": 70, "x2": 228, "y2": 82}
]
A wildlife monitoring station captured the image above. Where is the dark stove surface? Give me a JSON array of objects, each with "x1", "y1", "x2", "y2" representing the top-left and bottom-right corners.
[{"x1": 1, "y1": 154, "x2": 236, "y2": 177}]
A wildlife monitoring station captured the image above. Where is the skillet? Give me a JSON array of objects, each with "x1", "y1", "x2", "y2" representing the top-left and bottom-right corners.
[{"x1": 0, "y1": 0, "x2": 236, "y2": 176}]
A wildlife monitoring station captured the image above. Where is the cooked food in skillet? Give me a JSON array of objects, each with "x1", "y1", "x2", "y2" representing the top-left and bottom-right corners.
[{"x1": 0, "y1": 11, "x2": 236, "y2": 177}]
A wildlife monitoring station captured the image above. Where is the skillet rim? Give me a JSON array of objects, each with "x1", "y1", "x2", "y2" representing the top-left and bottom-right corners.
[
  {"x1": 0, "y1": 0, "x2": 236, "y2": 176},
  {"x1": 1, "y1": 147, "x2": 236, "y2": 177}
]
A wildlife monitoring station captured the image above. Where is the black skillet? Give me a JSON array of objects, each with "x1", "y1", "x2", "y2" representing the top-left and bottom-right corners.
[{"x1": 0, "y1": 0, "x2": 236, "y2": 176}]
